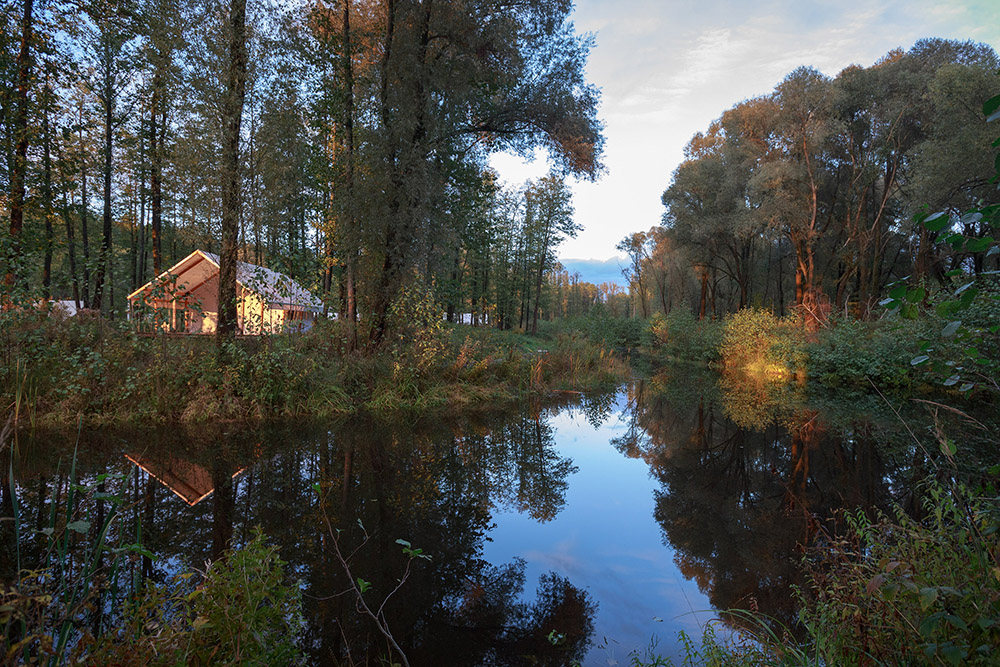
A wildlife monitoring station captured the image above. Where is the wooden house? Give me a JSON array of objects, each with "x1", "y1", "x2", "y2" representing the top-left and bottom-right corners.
[{"x1": 127, "y1": 250, "x2": 323, "y2": 334}]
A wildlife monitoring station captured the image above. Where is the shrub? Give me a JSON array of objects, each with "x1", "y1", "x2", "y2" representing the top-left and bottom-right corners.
[
  {"x1": 538, "y1": 313, "x2": 644, "y2": 349},
  {"x1": 646, "y1": 309, "x2": 723, "y2": 363},
  {"x1": 807, "y1": 318, "x2": 926, "y2": 389},
  {"x1": 798, "y1": 479, "x2": 1000, "y2": 666},
  {"x1": 719, "y1": 308, "x2": 805, "y2": 375}
]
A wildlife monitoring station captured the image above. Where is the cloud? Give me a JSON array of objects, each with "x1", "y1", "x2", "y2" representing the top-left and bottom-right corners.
[{"x1": 494, "y1": 0, "x2": 1000, "y2": 260}]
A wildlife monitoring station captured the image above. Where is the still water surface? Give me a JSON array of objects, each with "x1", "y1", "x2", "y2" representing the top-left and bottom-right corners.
[{"x1": 6, "y1": 369, "x2": 994, "y2": 665}]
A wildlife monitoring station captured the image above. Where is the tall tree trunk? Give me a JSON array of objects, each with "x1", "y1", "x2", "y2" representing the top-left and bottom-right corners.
[
  {"x1": 92, "y1": 66, "x2": 115, "y2": 313},
  {"x1": 531, "y1": 243, "x2": 546, "y2": 334},
  {"x1": 776, "y1": 241, "x2": 785, "y2": 317},
  {"x1": 217, "y1": 0, "x2": 248, "y2": 345},
  {"x1": 54, "y1": 138, "x2": 81, "y2": 307},
  {"x1": 342, "y1": 0, "x2": 358, "y2": 330},
  {"x1": 378, "y1": 0, "x2": 396, "y2": 128},
  {"x1": 150, "y1": 77, "x2": 164, "y2": 275},
  {"x1": 129, "y1": 170, "x2": 137, "y2": 291},
  {"x1": 5, "y1": 0, "x2": 33, "y2": 298},
  {"x1": 81, "y1": 125, "x2": 91, "y2": 308},
  {"x1": 42, "y1": 80, "x2": 54, "y2": 300},
  {"x1": 369, "y1": 0, "x2": 433, "y2": 346},
  {"x1": 138, "y1": 122, "x2": 147, "y2": 285},
  {"x1": 697, "y1": 266, "x2": 708, "y2": 320}
]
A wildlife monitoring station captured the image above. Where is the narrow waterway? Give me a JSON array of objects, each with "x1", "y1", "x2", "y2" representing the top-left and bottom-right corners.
[{"x1": 5, "y1": 369, "x2": 994, "y2": 665}]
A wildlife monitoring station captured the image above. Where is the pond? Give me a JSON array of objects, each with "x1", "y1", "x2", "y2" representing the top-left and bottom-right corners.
[{"x1": 3, "y1": 367, "x2": 996, "y2": 665}]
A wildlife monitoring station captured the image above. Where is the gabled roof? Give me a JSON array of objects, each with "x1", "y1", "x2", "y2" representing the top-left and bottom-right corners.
[
  {"x1": 127, "y1": 249, "x2": 323, "y2": 311},
  {"x1": 125, "y1": 452, "x2": 246, "y2": 506}
]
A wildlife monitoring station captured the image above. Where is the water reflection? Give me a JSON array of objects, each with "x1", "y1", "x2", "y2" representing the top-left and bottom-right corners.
[
  {"x1": 125, "y1": 452, "x2": 247, "y2": 506},
  {"x1": 7, "y1": 399, "x2": 598, "y2": 665},
  {"x1": 5, "y1": 372, "x2": 995, "y2": 663},
  {"x1": 614, "y1": 368, "x2": 995, "y2": 633}
]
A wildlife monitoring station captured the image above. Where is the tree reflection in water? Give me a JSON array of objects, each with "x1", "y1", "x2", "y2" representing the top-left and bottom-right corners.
[
  {"x1": 6, "y1": 397, "x2": 598, "y2": 666},
  {"x1": 610, "y1": 367, "x2": 986, "y2": 635},
  {"x1": 8, "y1": 377, "x2": 992, "y2": 660}
]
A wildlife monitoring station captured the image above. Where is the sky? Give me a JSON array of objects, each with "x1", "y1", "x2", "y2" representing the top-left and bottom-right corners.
[{"x1": 489, "y1": 0, "x2": 1000, "y2": 265}]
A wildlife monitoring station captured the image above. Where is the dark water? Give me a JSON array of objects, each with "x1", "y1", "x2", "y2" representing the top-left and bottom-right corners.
[{"x1": 4, "y1": 368, "x2": 996, "y2": 665}]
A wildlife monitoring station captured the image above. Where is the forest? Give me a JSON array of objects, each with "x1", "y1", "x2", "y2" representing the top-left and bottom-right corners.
[
  {"x1": 1, "y1": 0, "x2": 608, "y2": 344},
  {"x1": 629, "y1": 39, "x2": 1000, "y2": 326}
]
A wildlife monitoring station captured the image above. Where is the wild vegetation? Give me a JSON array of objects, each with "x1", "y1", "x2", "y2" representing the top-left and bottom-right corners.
[
  {"x1": 617, "y1": 47, "x2": 1000, "y2": 667},
  {"x1": 3, "y1": 0, "x2": 1000, "y2": 664},
  {"x1": 0, "y1": 0, "x2": 611, "y2": 348},
  {"x1": 0, "y1": 308, "x2": 629, "y2": 426},
  {"x1": 621, "y1": 40, "x2": 1000, "y2": 327}
]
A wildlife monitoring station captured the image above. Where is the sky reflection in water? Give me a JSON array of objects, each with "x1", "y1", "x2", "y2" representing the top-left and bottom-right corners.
[
  {"x1": 484, "y1": 395, "x2": 713, "y2": 664},
  {"x1": 9, "y1": 371, "x2": 995, "y2": 666}
]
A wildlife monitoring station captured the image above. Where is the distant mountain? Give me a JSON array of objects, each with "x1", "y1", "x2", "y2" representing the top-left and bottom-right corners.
[{"x1": 557, "y1": 256, "x2": 627, "y2": 287}]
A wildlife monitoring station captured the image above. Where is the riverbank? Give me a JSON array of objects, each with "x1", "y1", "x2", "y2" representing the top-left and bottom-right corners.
[
  {"x1": 1, "y1": 314, "x2": 631, "y2": 428},
  {"x1": 643, "y1": 304, "x2": 999, "y2": 394}
]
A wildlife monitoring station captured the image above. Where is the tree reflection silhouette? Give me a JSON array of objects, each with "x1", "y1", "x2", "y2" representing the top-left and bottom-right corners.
[
  {"x1": 617, "y1": 371, "x2": 897, "y2": 632},
  {"x1": 7, "y1": 399, "x2": 599, "y2": 665}
]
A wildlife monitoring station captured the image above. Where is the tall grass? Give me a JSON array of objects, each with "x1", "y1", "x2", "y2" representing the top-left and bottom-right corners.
[
  {"x1": 1, "y1": 314, "x2": 630, "y2": 426},
  {"x1": 2, "y1": 426, "x2": 140, "y2": 664}
]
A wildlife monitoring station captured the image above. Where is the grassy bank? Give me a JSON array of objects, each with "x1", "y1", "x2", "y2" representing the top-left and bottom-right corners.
[
  {"x1": 0, "y1": 312, "x2": 631, "y2": 427},
  {"x1": 643, "y1": 297, "x2": 999, "y2": 393}
]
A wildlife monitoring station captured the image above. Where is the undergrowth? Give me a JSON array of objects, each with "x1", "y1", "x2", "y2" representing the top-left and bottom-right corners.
[
  {"x1": 628, "y1": 473, "x2": 1000, "y2": 666},
  {"x1": 0, "y1": 310, "x2": 630, "y2": 427}
]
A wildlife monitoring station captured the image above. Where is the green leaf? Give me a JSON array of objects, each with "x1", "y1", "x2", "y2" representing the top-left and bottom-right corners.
[
  {"x1": 919, "y1": 587, "x2": 939, "y2": 610},
  {"x1": 965, "y1": 237, "x2": 995, "y2": 253},
  {"x1": 985, "y1": 93, "x2": 1000, "y2": 120},
  {"x1": 960, "y1": 383, "x2": 974, "y2": 392},
  {"x1": 882, "y1": 582, "x2": 900, "y2": 601},
  {"x1": 944, "y1": 614, "x2": 968, "y2": 632},
  {"x1": 357, "y1": 578, "x2": 370, "y2": 593},
  {"x1": 395, "y1": 539, "x2": 411, "y2": 548},
  {"x1": 923, "y1": 211, "x2": 950, "y2": 232},
  {"x1": 936, "y1": 300, "x2": 960, "y2": 317},
  {"x1": 941, "y1": 321, "x2": 961, "y2": 337},
  {"x1": 901, "y1": 302, "x2": 919, "y2": 319},
  {"x1": 125, "y1": 543, "x2": 157, "y2": 560},
  {"x1": 940, "y1": 644, "x2": 964, "y2": 666},
  {"x1": 959, "y1": 287, "x2": 979, "y2": 308},
  {"x1": 888, "y1": 284, "x2": 908, "y2": 299},
  {"x1": 67, "y1": 520, "x2": 90, "y2": 534},
  {"x1": 940, "y1": 439, "x2": 957, "y2": 456},
  {"x1": 943, "y1": 374, "x2": 960, "y2": 387},
  {"x1": 920, "y1": 611, "x2": 944, "y2": 638},
  {"x1": 911, "y1": 355, "x2": 929, "y2": 366},
  {"x1": 905, "y1": 286, "x2": 926, "y2": 303}
]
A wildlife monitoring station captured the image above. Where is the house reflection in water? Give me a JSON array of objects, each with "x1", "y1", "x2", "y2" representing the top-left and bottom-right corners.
[{"x1": 125, "y1": 453, "x2": 246, "y2": 506}]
